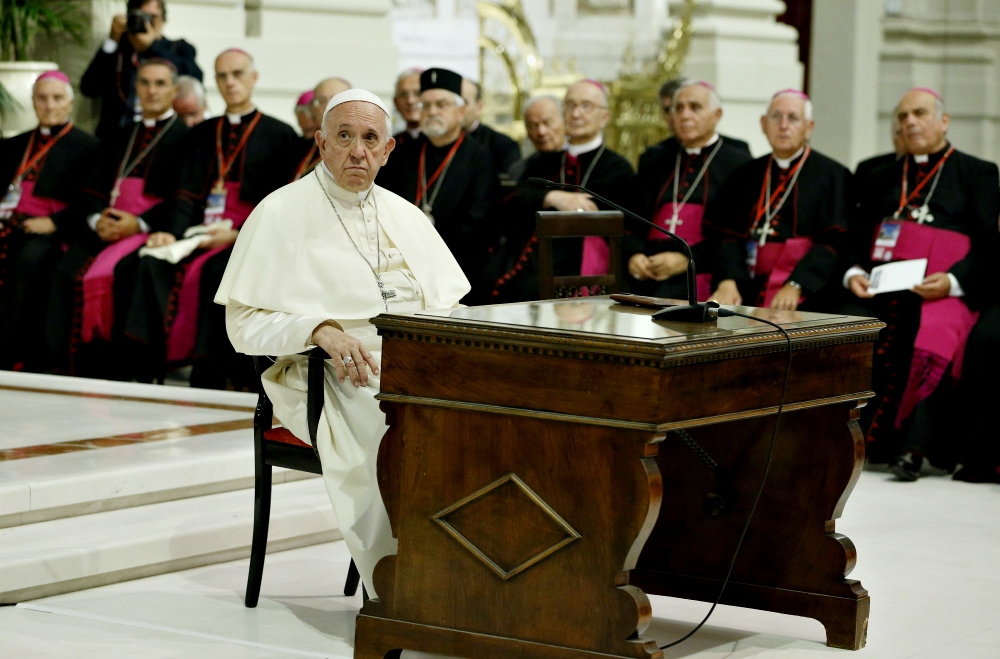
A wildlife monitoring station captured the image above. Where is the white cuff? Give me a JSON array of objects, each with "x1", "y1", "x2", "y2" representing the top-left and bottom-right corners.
[
  {"x1": 102, "y1": 38, "x2": 118, "y2": 54},
  {"x1": 137, "y1": 217, "x2": 151, "y2": 233},
  {"x1": 842, "y1": 266, "x2": 868, "y2": 289},
  {"x1": 947, "y1": 273, "x2": 964, "y2": 297},
  {"x1": 86, "y1": 213, "x2": 101, "y2": 232}
]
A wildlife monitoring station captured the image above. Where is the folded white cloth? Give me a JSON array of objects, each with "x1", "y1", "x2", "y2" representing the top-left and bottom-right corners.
[{"x1": 138, "y1": 220, "x2": 232, "y2": 263}]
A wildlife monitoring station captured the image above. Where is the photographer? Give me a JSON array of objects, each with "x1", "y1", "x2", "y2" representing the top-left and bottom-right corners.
[{"x1": 81, "y1": 0, "x2": 202, "y2": 140}]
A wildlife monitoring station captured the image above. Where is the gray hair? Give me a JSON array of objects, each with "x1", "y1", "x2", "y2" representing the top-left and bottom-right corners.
[
  {"x1": 176, "y1": 75, "x2": 206, "y2": 107},
  {"x1": 673, "y1": 83, "x2": 721, "y2": 113},
  {"x1": 395, "y1": 68, "x2": 423, "y2": 89},
  {"x1": 33, "y1": 76, "x2": 74, "y2": 101},
  {"x1": 771, "y1": 90, "x2": 813, "y2": 121},
  {"x1": 933, "y1": 96, "x2": 946, "y2": 118},
  {"x1": 524, "y1": 94, "x2": 562, "y2": 115}
]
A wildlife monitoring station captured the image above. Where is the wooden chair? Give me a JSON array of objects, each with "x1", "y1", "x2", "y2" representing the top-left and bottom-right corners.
[
  {"x1": 536, "y1": 210, "x2": 624, "y2": 300},
  {"x1": 244, "y1": 347, "x2": 365, "y2": 607}
]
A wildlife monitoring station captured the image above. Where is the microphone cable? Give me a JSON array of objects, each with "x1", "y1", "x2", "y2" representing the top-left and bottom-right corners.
[{"x1": 659, "y1": 307, "x2": 793, "y2": 650}]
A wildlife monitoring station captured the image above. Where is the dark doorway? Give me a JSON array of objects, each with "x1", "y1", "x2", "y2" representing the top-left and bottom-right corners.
[{"x1": 777, "y1": 0, "x2": 813, "y2": 92}]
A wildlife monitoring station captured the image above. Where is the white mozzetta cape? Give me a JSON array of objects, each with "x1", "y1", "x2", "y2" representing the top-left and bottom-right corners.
[{"x1": 214, "y1": 173, "x2": 470, "y2": 320}]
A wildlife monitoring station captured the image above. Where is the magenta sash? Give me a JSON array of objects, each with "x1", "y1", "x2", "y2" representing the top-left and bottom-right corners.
[
  {"x1": 648, "y1": 202, "x2": 710, "y2": 300},
  {"x1": 580, "y1": 236, "x2": 609, "y2": 277},
  {"x1": 80, "y1": 178, "x2": 163, "y2": 343},
  {"x1": 167, "y1": 182, "x2": 255, "y2": 363},
  {"x1": 869, "y1": 222, "x2": 978, "y2": 427},
  {"x1": 757, "y1": 237, "x2": 813, "y2": 307},
  {"x1": 16, "y1": 180, "x2": 68, "y2": 218}
]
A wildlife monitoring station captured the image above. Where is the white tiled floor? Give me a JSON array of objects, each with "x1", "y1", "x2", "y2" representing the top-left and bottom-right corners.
[{"x1": 1, "y1": 470, "x2": 996, "y2": 658}]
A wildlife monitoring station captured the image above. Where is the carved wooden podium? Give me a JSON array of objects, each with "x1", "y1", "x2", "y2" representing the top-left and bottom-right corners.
[{"x1": 356, "y1": 299, "x2": 882, "y2": 658}]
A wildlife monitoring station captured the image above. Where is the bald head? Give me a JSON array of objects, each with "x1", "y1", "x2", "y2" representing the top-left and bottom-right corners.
[
  {"x1": 896, "y1": 89, "x2": 949, "y2": 155},
  {"x1": 312, "y1": 77, "x2": 352, "y2": 125},
  {"x1": 215, "y1": 49, "x2": 257, "y2": 113},
  {"x1": 525, "y1": 96, "x2": 565, "y2": 152}
]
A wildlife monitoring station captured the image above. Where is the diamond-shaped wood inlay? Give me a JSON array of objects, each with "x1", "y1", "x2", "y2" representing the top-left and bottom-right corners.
[{"x1": 432, "y1": 473, "x2": 581, "y2": 580}]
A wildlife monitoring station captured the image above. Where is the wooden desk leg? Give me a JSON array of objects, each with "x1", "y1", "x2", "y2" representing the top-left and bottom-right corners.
[{"x1": 354, "y1": 404, "x2": 665, "y2": 659}]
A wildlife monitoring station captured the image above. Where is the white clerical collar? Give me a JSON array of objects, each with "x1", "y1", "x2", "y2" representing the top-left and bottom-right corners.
[
  {"x1": 407, "y1": 127, "x2": 421, "y2": 139},
  {"x1": 226, "y1": 106, "x2": 257, "y2": 125},
  {"x1": 566, "y1": 134, "x2": 603, "y2": 157},
  {"x1": 684, "y1": 133, "x2": 719, "y2": 155},
  {"x1": 913, "y1": 154, "x2": 929, "y2": 164},
  {"x1": 319, "y1": 162, "x2": 372, "y2": 203},
  {"x1": 39, "y1": 126, "x2": 51, "y2": 136},
  {"x1": 468, "y1": 120, "x2": 481, "y2": 133},
  {"x1": 774, "y1": 146, "x2": 806, "y2": 170},
  {"x1": 142, "y1": 108, "x2": 175, "y2": 128}
]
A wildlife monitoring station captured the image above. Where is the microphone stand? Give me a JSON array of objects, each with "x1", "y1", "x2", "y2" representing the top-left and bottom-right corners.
[{"x1": 528, "y1": 177, "x2": 717, "y2": 323}]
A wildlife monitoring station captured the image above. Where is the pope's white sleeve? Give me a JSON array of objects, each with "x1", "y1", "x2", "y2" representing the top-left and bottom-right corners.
[{"x1": 225, "y1": 303, "x2": 325, "y2": 356}]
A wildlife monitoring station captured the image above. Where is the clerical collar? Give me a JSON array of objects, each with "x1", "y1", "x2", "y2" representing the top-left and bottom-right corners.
[
  {"x1": 683, "y1": 133, "x2": 719, "y2": 155},
  {"x1": 407, "y1": 127, "x2": 422, "y2": 140},
  {"x1": 226, "y1": 107, "x2": 258, "y2": 125},
  {"x1": 912, "y1": 144, "x2": 949, "y2": 165},
  {"x1": 566, "y1": 134, "x2": 603, "y2": 157},
  {"x1": 774, "y1": 146, "x2": 806, "y2": 170},
  {"x1": 319, "y1": 162, "x2": 372, "y2": 203},
  {"x1": 142, "y1": 108, "x2": 176, "y2": 128},
  {"x1": 468, "y1": 120, "x2": 481, "y2": 133}
]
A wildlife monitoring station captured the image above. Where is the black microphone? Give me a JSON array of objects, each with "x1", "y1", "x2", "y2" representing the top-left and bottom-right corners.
[{"x1": 527, "y1": 177, "x2": 716, "y2": 323}]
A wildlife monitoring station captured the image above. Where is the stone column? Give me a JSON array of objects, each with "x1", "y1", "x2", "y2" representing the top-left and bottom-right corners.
[
  {"x1": 809, "y1": 0, "x2": 883, "y2": 169},
  {"x1": 673, "y1": 0, "x2": 803, "y2": 157}
]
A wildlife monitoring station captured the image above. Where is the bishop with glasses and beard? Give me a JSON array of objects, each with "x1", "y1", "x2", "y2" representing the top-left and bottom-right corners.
[{"x1": 215, "y1": 89, "x2": 469, "y2": 601}]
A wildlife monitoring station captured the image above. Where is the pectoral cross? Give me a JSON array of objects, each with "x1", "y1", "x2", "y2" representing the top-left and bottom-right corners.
[
  {"x1": 381, "y1": 289, "x2": 397, "y2": 301},
  {"x1": 756, "y1": 221, "x2": 777, "y2": 247},
  {"x1": 911, "y1": 204, "x2": 934, "y2": 225},
  {"x1": 668, "y1": 212, "x2": 682, "y2": 234}
]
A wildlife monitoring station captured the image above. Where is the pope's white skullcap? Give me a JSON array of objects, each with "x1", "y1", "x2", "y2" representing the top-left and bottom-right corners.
[{"x1": 323, "y1": 89, "x2": 392, "y2": 121}]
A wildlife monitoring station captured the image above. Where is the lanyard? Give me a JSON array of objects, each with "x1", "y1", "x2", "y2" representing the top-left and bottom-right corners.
[
  {"x1": 294, "y1": 143, "x2": 321, "y2": 181},
  {"x1": 560, "y1": 143, "x2": 605, "y2": 188},
  {"x1": 416, "y1": 132, "x2": 465, "y2": 209},
  {"x1": 214, "y1": 112, "x2": 262, "y2": 187},
  {"x1": 894, "y1": 146, "x2": 954, "y2": 219},
  {"x1": 751, "y1": 146, "x2": 810, "y2": 246},
  {"x1": 655, "y1": 139, "x2": 723, "y2": 218},
  {"x1": 12, "y1": 123, "x2": 74, "y2": 186},
  {"x1": 113, "y1": 116, "x2": 176, "y2": 189}
]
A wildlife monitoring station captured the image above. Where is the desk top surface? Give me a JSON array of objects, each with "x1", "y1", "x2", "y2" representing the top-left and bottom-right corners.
[{"x1": 374, "y1": 298, "x2": 882, "y2": 360}]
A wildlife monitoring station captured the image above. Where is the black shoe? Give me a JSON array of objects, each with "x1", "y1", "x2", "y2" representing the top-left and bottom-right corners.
[
  {"x1": 953, "y1": 465, "x2": 1000, "y2": 484},
  {"x1": 890, "y1": 453, "x2": 923, "y2": 481}
]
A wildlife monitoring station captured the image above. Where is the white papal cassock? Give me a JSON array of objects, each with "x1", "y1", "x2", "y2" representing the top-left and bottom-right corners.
[{"x1": 215, "y1": 164, "x2": 470, "y2": 596}]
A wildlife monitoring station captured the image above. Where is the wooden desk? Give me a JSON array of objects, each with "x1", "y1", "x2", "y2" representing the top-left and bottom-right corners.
[{"x1": 356, "y1": 299, "x2": 882, "y2": 658}]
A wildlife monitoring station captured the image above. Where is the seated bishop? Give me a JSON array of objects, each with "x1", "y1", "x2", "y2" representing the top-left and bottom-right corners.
[
  {"x1": 45, "y1": 59, "x2": 189, "y2": 377},
  {"x1": 705, "y1": 90, "x2": 852, "y2": 312},
  {"x1": 122, "y1": 48, "x2": 297, "y2": 386},
  {"x1": 489, "y1": 81, "x2": 635, "y2": 303},
  {"x1": 626, "y1": 81, "x2": 752, "y2": 301},
  {"x1": 215, "y1": 89, "x2": 469, "y2": 599},
  {"x1": 847, "y1": 88, "x2": 1000, "y2": 480},
  {"x1": 0, "y1": 71, "x2": 99, "y2": 372},
  {"x1": 376, "y1": 67, "x2": 497, "y2": 293}
]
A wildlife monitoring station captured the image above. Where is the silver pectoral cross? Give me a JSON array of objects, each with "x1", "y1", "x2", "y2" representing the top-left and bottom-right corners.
[
  {"x1": 911, "y1": 204, "x2": 934, "y2": 224},
  {"x1": 668, "y1": 213, "x2": 682, "y2": 234},
  {"x1": 756, "y1": 221, "x2": 777, "y2": 247},
  {"x1": 381, "y1": 289, "x2": 397, "y2": 301}
]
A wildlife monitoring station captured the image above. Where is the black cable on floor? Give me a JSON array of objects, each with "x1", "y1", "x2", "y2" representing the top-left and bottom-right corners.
[{"x1": 660, "y1": 309, "x2": 793, "y2": 650}]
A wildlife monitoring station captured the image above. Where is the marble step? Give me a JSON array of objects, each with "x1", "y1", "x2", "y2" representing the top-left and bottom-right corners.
[{"x1": 0, "y1": 477, "x2": 338, "y2": 604}]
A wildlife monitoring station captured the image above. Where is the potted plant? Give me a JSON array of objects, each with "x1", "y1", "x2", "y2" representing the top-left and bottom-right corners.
[{"x1": 0, "y1": 0, "x2": 89, "y2": 136}]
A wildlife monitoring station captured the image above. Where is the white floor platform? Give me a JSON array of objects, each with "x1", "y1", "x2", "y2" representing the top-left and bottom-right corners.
[
  {"x1": 1, "y1": 470, "x2": 997, "y2": 658},
  {"x1": 0, "y1": 372, "x2": 337, "y2": 603}
]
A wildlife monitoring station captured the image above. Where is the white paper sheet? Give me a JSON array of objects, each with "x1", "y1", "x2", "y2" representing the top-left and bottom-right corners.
[{"x1": 867, "y1": 258, "x2": 928, "y2": 295}]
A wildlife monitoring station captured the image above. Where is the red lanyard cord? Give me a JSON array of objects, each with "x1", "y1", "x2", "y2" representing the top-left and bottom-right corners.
[
  {"x1": 12, "y1": 123, "x2": 74, "y2": 184},
  {"x1": 214, "y1": 112, "x2": 262, "y2": 185},
  {"x1": 415, "y1": 132, "x2": 465, "y2": 207},
  {"x1": 896, "y1": 146, "x2": 954, "y2": 217}
]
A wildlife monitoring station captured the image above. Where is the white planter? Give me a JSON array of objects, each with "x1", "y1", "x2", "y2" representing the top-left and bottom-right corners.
[{"x1": 0, "y1": 61, "x2": 59, "y2": 138}]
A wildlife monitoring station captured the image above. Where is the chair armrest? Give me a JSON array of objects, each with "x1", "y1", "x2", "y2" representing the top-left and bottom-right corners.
[{"x1": 306, "y1": 347, "x2": 330, "y2": 451}]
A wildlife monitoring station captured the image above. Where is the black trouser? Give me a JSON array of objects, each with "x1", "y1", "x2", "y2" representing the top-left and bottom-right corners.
[{"x1": 0, "y1": 233, "x2": 62, "y2": 371}]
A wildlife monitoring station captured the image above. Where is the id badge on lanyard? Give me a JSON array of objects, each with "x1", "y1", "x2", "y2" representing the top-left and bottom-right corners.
[
  {"x1": 204, "y1": 181, "x2": 227, "y2": 225},
  {"x1": 871, "y1": 219, "x2": 902, "y2": 262},
  {"x1": 746, "y1": 240, "x2": 759, "y2": 278},
  {"x1": 0, "y1": 183, "x2": 22, "y2": 220}
]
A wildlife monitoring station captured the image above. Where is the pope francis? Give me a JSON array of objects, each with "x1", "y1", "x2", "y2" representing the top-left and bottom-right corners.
[{"x1": 214, "y1": 89, "x2": 470, "y2": 597}]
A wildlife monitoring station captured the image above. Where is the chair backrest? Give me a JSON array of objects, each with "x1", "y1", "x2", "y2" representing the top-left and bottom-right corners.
[{"x1": 536, "y1": 210, "x2": 624, "y2": 300}]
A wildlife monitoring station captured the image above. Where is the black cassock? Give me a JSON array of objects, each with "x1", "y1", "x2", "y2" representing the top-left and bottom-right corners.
[
  {"x1": 45, "y1": 115, "x2": 189, "y2": 376},
  {"x1": 625, "y1": 136, "x2": 752, "y2": 299},
  {"x1": 377, "y1": 131, "x2": 497, "y2": 290},
  {"x1": 704, "y1": 148, "x2": 852, "y2": 309},
  {"x1": 954, "y1": 300, "x2": 1000, "y2": 482},
  {"x1": 288, "y1": 137, "x2": 321, "y2": 183},
  {"x1": 0, "y1": 124, "x2": 99, "y2": 371},
  {"x1": 854, "y1": 151, "x2": 900, "y2": 188},
  {"x1": 124, "y1": 111, "x2": 296, "y2": 386},
  {"x1": 638, "y1": 133, "x2": 751, "y2": 173},
  {"x1": 466, "y1": 122, "x2": 521, "y2": 176},
  {"x1": 487, "y1": 144, "x2": 635, "y2": 304},
  {"x1": 851, "y1": 145, "x2": 1000, "y2": 466}
]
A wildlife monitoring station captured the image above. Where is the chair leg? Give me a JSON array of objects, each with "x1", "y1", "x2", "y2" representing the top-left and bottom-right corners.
[
  {"x1": 244, "y1": 462, "x2": 273, "y2": 607},
  {"x1": 344, "y1": 558, "x2": 360, "y2": 596}
]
